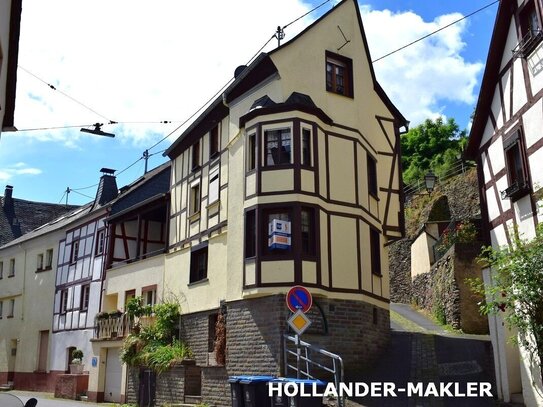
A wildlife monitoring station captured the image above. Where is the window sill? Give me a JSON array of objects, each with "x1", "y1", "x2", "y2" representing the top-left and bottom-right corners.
[
  {"x1": 372, "y1": 272, "x2": 383, "y2": 278},
  {"x1": 7, "y1": 316, "x2": 14, "y2": 319},
  {"x1": 262, "y1": 164, "x2": 294, "y2": 170},
  {"x1": 8, "y1": 274, "x2": 14, "y2": 278},
  {"x1": 326, "y1": 89, "x2": 353, "y2": 99},
  {"x1": 206, "y1": 200, "x2": 220, "y2": 210},
  {"x1": 369, "y1": 192, "x2": 380, "y2": 201},
  {"x1": 188, "y1": 278, "x2": 209, "y2": 287},
  {"x1": 189, "y1": 212, "x2": 201, "y2": 223},
  {"x1": 191, "y1": 165, "x2": 201, "y2": 173}
]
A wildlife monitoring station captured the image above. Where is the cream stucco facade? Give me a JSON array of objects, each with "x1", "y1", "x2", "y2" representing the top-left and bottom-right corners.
[{"x1": 164, "y1": 0, "x2": 405, "y2": 316}]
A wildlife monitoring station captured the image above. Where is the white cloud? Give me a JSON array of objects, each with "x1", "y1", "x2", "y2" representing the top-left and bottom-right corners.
[
  {"x1": 360, "y1": 6, "x2": 484, "y2": 125},
  {"x1": 0, "y1": 163, "x2": 43, "y2": 181},
  {"x1": 14, "y1": 1, "x2": 485, "y2": 142},
  {"x1": 15, "y1": 0, "x2": 315, "y2": 148}
]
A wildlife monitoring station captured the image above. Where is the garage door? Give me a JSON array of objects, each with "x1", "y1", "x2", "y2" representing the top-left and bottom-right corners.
[{"x1": 104, "y1": 347, "x2": 122, "y2": 403}]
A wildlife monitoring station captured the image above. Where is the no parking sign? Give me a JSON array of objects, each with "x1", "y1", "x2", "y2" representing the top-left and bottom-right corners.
[{"x1": 286, "y1": 285, "x2": 312, "y2": 313}]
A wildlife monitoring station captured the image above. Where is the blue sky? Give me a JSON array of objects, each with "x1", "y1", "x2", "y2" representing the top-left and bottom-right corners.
[{"x1": 1, "y1": 0, "x2": 499, "y2": 206}]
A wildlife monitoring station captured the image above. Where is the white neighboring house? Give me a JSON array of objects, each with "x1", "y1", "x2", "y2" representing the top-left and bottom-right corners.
[
  {"x1": 50, "y1": 170, "x2": 118, "y2": 375},
  {"x1": 0, "y1": 202, "x2": 88, "y2": 391},
  {"x1": 0, "y1": 0, "x2": 22, "y2": 134},
  {"x1": 466, "y1": 0, "x2": 543, "y2": 405}
]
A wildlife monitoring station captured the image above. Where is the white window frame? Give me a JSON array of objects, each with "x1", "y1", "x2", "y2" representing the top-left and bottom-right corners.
[
  {"x1": 60, "y1": 289, "x2": 68, "y2": 314},
  {"x1": 8, "y1": 299, "x2": 14, "y2": 318},
  {"x1": 208, "y1": 169, "x2": 220, "y2": 205},
  {"x1": 190, "y1": 181, "x2": 201, "y2": 216},
  {"x1": 80, "y1": 284, "x2": 90, "y2": 311},
  {"x1": 8, "y1": 259, "x2": 15, "y2": 277},
  {"x1": 37, "y1": 253, "x2": 44, "y2": 271},
  {"x1": 45, "y1": 249, "x2": 53, "y2": 269}
]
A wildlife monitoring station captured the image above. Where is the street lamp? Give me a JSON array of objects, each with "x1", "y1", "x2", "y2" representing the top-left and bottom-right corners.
[
  {"x1": 424, "y1": 172, "x2": 437, "y2": 195},
  {"x1": 80, "y1": 123, "x2": 115, "y2": 138}
]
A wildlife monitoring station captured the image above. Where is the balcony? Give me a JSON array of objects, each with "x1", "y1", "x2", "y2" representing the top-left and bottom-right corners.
[
  {"x1": 93, "y1": 312, "x2": 131, "y2": 340},
  {"x1": 500, "y1": 180, "x2": 530, "y2": 201},
  {"x1": 513, "y1": 29, "x2": 543, "y2": 59}
]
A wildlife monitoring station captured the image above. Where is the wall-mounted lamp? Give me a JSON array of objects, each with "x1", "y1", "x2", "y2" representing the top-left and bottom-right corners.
[
  {"x1": 80, "y1": 123, "x2": 115, "y2": 138},
  {"x1": 424, "y1": 172, "x2": 437, "y2": 195}
]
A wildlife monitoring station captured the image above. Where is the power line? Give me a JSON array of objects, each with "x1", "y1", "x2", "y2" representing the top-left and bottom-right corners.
[
  {"x1": 146, "y1": 2, "x2": 333, "y2": 154},
  {"x1": 283, "y1": 0, "x2": 331, "y2": 30},
  {"x1": 70, "y1": 189, "x2": 94, "y2": 200},
  {"x1": 72, "y1": 183, "x2": 98, "y2": 191},
  {"x1": 372, "y1": 0, "x2": 499, "y2": 63},
  {"x1": 18, "y1": 66, "x2": 116, "y2": 122},
  {"x1": 63, "y1": 2, "x2": 345, "y2": 194}
]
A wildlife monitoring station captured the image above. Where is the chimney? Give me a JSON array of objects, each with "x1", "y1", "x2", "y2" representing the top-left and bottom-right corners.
[
  {"x1": 94, "y1": 168, "x2": 118, "y2": 206},
  {"x1": 3, "y1": 185, "x2": 14, "y2": 209}
]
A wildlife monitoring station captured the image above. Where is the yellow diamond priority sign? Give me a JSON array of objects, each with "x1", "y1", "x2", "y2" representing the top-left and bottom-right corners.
[{"x1": 288, "y1": 309, "x2": 312, "y2": 336}]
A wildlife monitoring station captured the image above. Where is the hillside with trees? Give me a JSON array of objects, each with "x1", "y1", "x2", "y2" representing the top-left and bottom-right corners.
[{"x1": 401, "y1": 117, "x2": 468, "y2": 185}]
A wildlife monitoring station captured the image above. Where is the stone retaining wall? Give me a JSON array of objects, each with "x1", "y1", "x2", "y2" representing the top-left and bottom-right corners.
[{"x1": 412, "y1": 242, "x2": 488, "y2": 334}]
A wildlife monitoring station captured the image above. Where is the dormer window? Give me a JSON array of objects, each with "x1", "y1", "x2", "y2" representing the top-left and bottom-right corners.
[{"x1": 326, "y1": 51, "x2": 353, "y2": 97}]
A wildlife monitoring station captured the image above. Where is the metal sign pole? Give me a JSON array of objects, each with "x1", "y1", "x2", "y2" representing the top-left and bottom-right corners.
[{"x1": 296, "y1": 333, "x2": 301, "y2": 379}]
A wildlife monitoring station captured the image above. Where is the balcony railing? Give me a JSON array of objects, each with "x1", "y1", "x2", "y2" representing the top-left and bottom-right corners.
[
  {"x1": 94, "y1": 313, "x2": 131, "y2": 340},
  {"x1": 513, "y1": 29, "x2": 543, "y2": 59}
]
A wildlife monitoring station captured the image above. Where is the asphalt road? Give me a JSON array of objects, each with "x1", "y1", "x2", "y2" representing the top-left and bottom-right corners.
[{"x1": 7, "y1": 391, "x2": 108, "y2": 407}]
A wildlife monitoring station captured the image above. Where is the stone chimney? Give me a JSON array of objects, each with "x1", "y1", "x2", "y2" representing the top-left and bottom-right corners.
[
  {"x1": 3, "y1": 185, "x2": 14, "y2": 210},
  {"x1": 94, "y1": 168, "x2": 118, "y2": 206}
]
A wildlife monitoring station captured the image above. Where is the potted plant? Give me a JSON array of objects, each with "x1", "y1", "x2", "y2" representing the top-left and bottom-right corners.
[
  {"x1": 109, "y1": 309, "x2": 123, "y2": 318},
  {"x1": 96, "y1": 311, "x2": 110, "y2": 320},
  {"x1": 69, "y1": 349, "x2": 84, "y2": 374}
]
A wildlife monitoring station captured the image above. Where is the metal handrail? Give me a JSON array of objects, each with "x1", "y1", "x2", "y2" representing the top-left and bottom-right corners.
[
  {"x1": 403, "y1": 158, "x2": 473, "y2": 201},
  {"x1": 283, "y1": 333, "x2": 345, "y2": 407}
]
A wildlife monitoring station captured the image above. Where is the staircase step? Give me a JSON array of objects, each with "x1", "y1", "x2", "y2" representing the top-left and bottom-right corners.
[{"x1": 184, "y1": 395, "x2": 202, "y2": 404}]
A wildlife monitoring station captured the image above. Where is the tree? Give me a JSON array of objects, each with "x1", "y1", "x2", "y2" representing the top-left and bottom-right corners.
[
  {"x1": 470, "y1": 224, "x2": 543, "y2": 384},
  {"x1": 401, "y1": 117, "x2": 467, "y2": 185}
]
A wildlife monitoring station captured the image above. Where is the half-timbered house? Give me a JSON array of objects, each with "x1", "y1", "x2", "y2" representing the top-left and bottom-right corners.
[
  {"x1": 50, "y1": 169, "x2": 118, "y2": 378},
  {"x1": 162, "y1": 0, "x2": 406, "y2": 404},
  {"x1": 87, "y1": 163, "x2": 170, "y2": 403},
  {"x1": 466, "y1": 0, "x2": 543, "y2": 404}
]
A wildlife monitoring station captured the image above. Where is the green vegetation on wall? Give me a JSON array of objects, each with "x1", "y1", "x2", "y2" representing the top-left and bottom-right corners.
[
  {"x1": 120, "y1": 297, "x2": 192, "y2": 373},
  {"x1": 471, "y1": 224, "x2": 543, "y2": 376}
]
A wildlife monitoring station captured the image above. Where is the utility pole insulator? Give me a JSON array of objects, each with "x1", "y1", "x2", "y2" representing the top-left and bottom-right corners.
[{"x1": 275, "y1": 26, "x2": 285, "y2": 47}]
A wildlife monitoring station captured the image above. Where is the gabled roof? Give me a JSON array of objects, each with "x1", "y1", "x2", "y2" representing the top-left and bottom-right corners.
[
  {"x1": 466, "y1": 0, "x2": 510, "y2": 159},
  {"x1": 164, "y1": 0, "x2": 406, "y2": 160},
  {"x1": 108, "y1": 162, "x2": 171, "y2": 220},
  {"x1": 164, "y1": 53, "x2": 277, "y2": 159},
  {"x1": 0, "y1": 194, "x2": 80, "y2": 247},
  {"x1": 267, "y1": 0, "x2": 407, "y2": 126}
]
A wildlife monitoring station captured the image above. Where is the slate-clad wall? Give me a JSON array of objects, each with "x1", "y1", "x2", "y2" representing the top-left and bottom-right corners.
[{"x1": 128, "y1": 295, "x2": 389, "y2": 406}]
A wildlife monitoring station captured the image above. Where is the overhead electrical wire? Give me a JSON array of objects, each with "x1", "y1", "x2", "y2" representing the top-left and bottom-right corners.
[
  {"x1": 62, "y1": 0, "x2": 492, "y2": 198},
  {"x1": 18, "y1": 66, "x2": 116, "y2": 123},
  {"x1": 372, "y1": 0, "x2": 499, "y2": 63}
]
